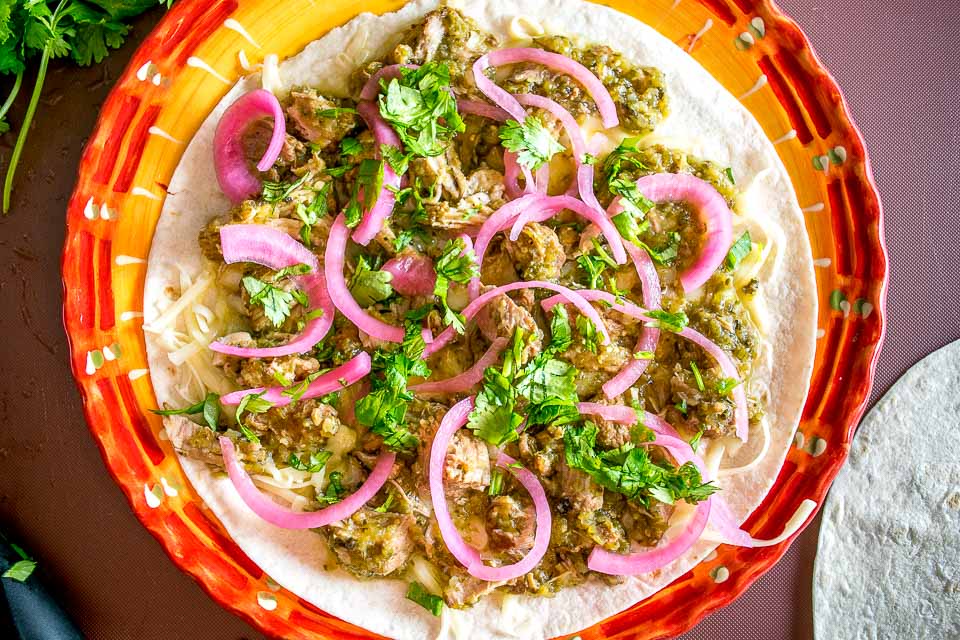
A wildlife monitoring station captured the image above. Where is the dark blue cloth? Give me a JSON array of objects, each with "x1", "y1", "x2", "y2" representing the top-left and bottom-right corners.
[{"x1": 1, "y1": 540, "x2": 83, "y2": 640}]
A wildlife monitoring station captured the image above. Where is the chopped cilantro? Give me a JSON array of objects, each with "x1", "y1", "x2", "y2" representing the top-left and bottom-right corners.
[
  {"x1": 488, "y1": 468, "x2": 504, "y2": 496},
  {"x1": 288, "y1": 450, "x2": 332, "y2": 472},
  {"x1": 316, "y1": 107, "x2": 357, "y2": 118},
  {"x1": 344, "y1": 159, "x2": 384, "y2": 228},
  {"x1": 468, "y1": 367, "x2": 523, "y2": 446},
  {"x1": 325, "y1": 164, "x2": 353, "y2": 178},
  {"x1": 378, "y1": 62, "x2": 464, "y2": 158},
  {"x1": 340, "y1": 136, "x2": 362, "y2": 157},
  {"x1": 235, "y1": 391, "x2": 272, "y2": 443},
  {"x1": 582, "y1": 153, "x2": 597, "y2": 165},
  {"x1": 498, "y1": 116, "x2": 565, "y2": 170},
  {"x1": 634, "y1": 350, "x2": 655, "y2": 360},
  {"x1": 723, "y1": 167, "x2": 736, "y2": 185},
  {"x1": 690, "y1": 361, "x2": 705, "y2": 391},
  {"x1": 716, "y1": 377, "x2": 741, "y2": 395},
  {"x1": 644, "y1": 309, "x2": 689, "y2": 333},
  {"x1": 317, "y1": 471, "x2": 345, "y2": 504},
  {"x1": 355, "y1": 316, "x2": 429, "y2": 451},
  {"x1": 468, "y1": 308, "x2": 581, "y2": 445},
  {"x1": 577, "y1": 254, "x2": 608, "y2": 290},
  {"x1": 675, "y1": 398, "x2": 688, "y2": 415},
  {"x1": 563, "y1": 422, "x2": 717, "y2": 508},
  {"x1": 406, "y1": 581, "x2": 444, "y2": 616},
  {"x1": 381, "y1": 143, "x2": 412, "y2": 174},
  {"x1": 689, "y1": 427, "x2": 705, "y2": 452},
  {"x1": 349, "y1": 256, "x2": 394, "y2": 307},
  {"x1": 374, "y1": 493, "x2": 395, "y2": 513},
  {"x1": 549, "y1": 305, "x2": 573, "y2": 352},
  {"x1": 576, "y1": 315, "x2": 600, "y2": 354},
  {"x1": 262, "y1": 172, "x2": 311, "y2": 204},
  {"x1": 602, "y1": 137, "x2": 645, "y2": 183},
  {"x1": 725, "y1": 231, "x2": 752, "y2": 271},
  {"x1": 637, "y1": 231, "x2": 681, "y2": 266}
]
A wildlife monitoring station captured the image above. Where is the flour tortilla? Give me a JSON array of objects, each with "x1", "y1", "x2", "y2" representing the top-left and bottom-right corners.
[
  {"x1": 143, "y1": 0, "x2": 817, "y2": 637},
  {"x1": 813, "y1": 341, "x2": 960, "y2": 640}
]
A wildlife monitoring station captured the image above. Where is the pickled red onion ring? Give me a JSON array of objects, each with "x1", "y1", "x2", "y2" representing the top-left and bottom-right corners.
[
  {"x1": 609, "y1": 173, "x2": 733, "y2": 292},
  {"x1": 208, "y1": 225, "x2": 333, "y2": 358},
  {"x1": 473, "y1": 49, "x2": 619, "y2": 129},
  {"x1": 426, "y1": 280, "x2": 610, "y2": 357},
  {"x1": 219, "y1": 351, "x2": 372, "y2": 407},
  {"x1": 359, "y1": 63, "x2": 409, "y2": 101},
  {"x1": 410, "y1": 338, "x2": 507, "y2": 394},
  {"x1": 351, "y1": 101, "x2": 403, "y2": 246},
  {"x1": 456, "y1": 99, "x2": 510, "y2": 122},
  {"x1": 429, "y1": 397, "x2": 551, "y2": 581},
  {"x1": 220, "y1": 436, "x2": 394, "y2": 529},
  {"x1": 382, "y1": 253, "x2": 436, "y2": 297},
  {"x1": 326, "y1": 213, "x2": 404, "y2": 343},
  {"x1": 213, "y1": 89, "x2": 286, "y2": 203}
]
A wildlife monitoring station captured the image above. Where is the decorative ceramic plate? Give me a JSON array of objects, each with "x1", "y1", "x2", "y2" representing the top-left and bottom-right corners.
[{"x1": 61, "y1": 0, "x2": 886, "y2": 638}]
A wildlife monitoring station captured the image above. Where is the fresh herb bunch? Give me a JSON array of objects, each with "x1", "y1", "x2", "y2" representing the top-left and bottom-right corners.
[{"x1": 0, "y1": 0, "x2": 171, "y2": 214}]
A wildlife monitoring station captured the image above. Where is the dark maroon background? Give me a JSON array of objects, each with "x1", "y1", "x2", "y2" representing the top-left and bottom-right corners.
[{"x1": 0, "y1": 1, "x2": 957, "y2": 638}]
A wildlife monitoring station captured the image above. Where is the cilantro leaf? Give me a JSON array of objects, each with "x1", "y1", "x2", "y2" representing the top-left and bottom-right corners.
[
  {"x1": 576, "y1": 315, "x2": 600, "y2": 354},
  {"x1": 242, "y1": 276, "x2": 299, "y2": 327},
  {"x1": 153, "y1": 392, "x2": 221, "y2": 430},
  {"x1": 3, "y1": 559, "x2": 37, "y2": 582},
  {"x1": 715, "y1": 377, "x2": 741, "y2": 396},
  {"x1": 468, "y1": 368, "x2": 523, "y2": 446},
  {"x1": 340, "y1": 136, "x2": 362, "y2": 157},
  {"x1": 288, "y1": 450, "x2": 332, "y2": 472},
  {"x1": 380, "y1": 143, "x2": 412, "y2": 174},
  {"x1": 644, "y1": 309, "x2": 689, "y2": 333},
  {"x1": 548, "y1": 305, "x2": 572, "y2": 352},
  {"x1": 690, "y1": 361, "x2": 705, "y2": 391},
  {"x1": 637, "y1": 231, "x2": 681, "y2": 266},
  {"x1": 498, "y1": 116, "x2": 565, "y2": 170},
  {"x1": 433, "y1": 237, "x2": 478, "y2": 333},
  {"x1": 349, "y1": 256, "x2": 394, "y2": 307},
  {"x1": 355, "y1": 325, "x2": 429, "y2": 451}
]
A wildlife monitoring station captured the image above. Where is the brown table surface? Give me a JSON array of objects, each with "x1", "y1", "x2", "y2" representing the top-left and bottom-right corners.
[{"x1": 1, "y1": 1, "x2": 956, "y2": 638}]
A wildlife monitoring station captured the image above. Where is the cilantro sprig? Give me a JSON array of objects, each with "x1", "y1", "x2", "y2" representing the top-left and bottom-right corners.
[
  {"x1": 152, "y1": 391, "x2": 221, "y2": 430},
  {"x1": 498, "y1": 116, "x2": 565, "y2": 170},
  {"x1": 377, "y1": 62, "x2": 464, "y2": 158},
  {"x1": 0, "y1": 0, "x2": 171, "y2": 214},
  {"x1": 563, "y1": 421, "x2": 718, "y2": 508}
]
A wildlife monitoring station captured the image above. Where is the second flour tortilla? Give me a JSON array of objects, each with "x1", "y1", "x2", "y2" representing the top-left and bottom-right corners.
[{"x1": 143, "y1": 0, "x2": 818, "y2": 637}]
